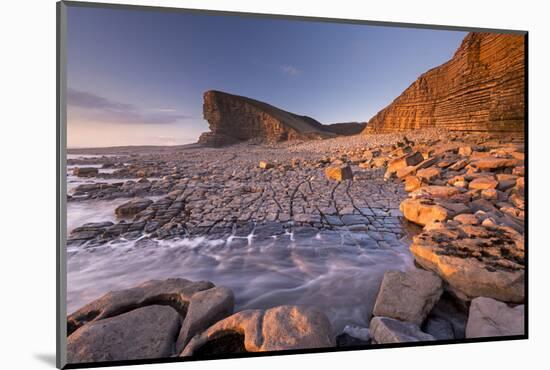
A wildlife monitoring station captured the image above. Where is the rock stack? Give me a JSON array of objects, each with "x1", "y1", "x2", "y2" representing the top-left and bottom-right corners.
[{"x1": 198, "y1": 90, "x2": 335, "y2": 147}]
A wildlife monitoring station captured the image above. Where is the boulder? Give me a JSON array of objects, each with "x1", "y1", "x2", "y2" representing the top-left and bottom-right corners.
[
  {"x1": 115, "y1": 198, "x2": 153, "y2": 218},
  {"x1": 372, "y1": 157, "x2": 388, "y2": 168},
  {"x1": 458, "y1": 146, "x2": 473, "y2": 156},
  {"x1": 396, "y1": 165, "x2": 416, "y2": 179},
  {"x1": 181, "y1": 306, "x2": 334, "y2": 355},
  {"x1": 481, "y1": 188, "x2": 498, "y2": 200},
  {"x1": 404, "y1": 176, "x2": 422, "y2": 192},
  {"x1": 259, "y1": 160, "x2": 274, "y2": 169},
  {"x1": 516, "y1": 176, "x2": 525, "y2": 192},
  {"x1": 400, "y1": 198, "x2": 448, "y2": 226},
  {"x1": 370, "y1": 316, "x2": 435, "y2": 344},
  {"x1": 415, "y1": 156, "x2": 439, "y2": 171},
  {"x1": 67, "y1": 305, "x2": 181, "y2": 363},
  {"x1": 387, "y1": 152, "x2": 424, "y2": 174},
  {"x1": 325, "y1": 165, "x2": 353, "y2": 182},
  {"x1": 67, "y1": 279, "x2": 231, "y2": 337},
  {"x1": 469, "y1": 176, "x2": 498, "y2": 190},
  {"x1": 465, "y1": 297, "x2": 524, "y2": 338},
  {"x1": 373, "y1": 269, "x2": 443, "y2": 325},
  {"x1": 410, "y1": 224, "x2": 524, "y2": 302},
  {"x1": 449, "y1": 159, "x2": 468, "y2": 171},
  {"x1": 416, "y1": 167, "x2": 441, "y2": 182},
  {"x1": 176, "y1": 286, "x2": 234, "y2": 352},
  {"x1": 453, "y1": 213, "x2": 479, "y2": 225},
  {"x1": 411, "y1": 185, "x2": 459, "y2": 199},
  {"x1": 73, "y1": 167, "x2": 99, "y2": 177},
  {"x1": 513, "y1": 166, "x2": 525, "y2": 176},
  {"x1": 470, "y1": 157, "x2": 520, "y2": 171}
]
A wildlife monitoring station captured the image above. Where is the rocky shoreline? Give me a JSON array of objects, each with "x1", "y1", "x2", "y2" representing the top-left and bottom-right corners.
[{"x1": 66, "y1": 128, "x2": 525, "y2": 363}]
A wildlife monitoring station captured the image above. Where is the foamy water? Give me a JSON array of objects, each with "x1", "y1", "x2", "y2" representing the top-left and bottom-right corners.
[
  {"x1": 65, "y1": 155, "x2": 415, "y2": 334},
  {"x1": 67, "y1": 218, "x2": 413, "y2": 334}
]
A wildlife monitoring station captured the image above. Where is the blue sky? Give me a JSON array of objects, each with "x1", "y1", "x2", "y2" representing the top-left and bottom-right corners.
[{"x1": 67, "y1": 5, "x2": 466, "y2": 147}]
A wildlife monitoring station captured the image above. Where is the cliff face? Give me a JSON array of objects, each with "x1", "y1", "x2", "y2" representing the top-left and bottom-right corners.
[
  {"x1": 363, "y1": 32, "x2": 525, "y2": 134},
  {"x1": 199, "y1": 90, "x2": 335, "y2": 146}
]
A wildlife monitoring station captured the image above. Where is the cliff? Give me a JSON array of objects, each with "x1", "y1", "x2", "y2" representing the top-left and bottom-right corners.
[
  {"x1": 199, "y1": 90, "x2": 335, "y2": 146},
  {"x1": 363, "y1": 32, "x2": 525, "y2": 134}
]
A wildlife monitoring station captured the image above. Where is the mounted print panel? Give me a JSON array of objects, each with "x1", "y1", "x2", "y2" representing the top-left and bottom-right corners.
[{"x1": 57, "y1": 1, "x2": 527, "y2": 368}]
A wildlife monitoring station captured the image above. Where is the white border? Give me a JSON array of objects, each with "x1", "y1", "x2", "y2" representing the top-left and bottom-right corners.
[{"x1": 2, "y1": 0, "x2": 547, "y2": 369}]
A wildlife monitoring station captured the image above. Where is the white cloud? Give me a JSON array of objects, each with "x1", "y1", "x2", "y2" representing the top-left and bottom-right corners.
[{"x1": 281, "y1": 64, "x2": 301, "y2": 77}]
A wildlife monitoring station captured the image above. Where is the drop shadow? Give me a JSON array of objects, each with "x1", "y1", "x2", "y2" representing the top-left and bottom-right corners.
[{"x1": 34, "y1": 353, "x2": 56, "y2": 367}]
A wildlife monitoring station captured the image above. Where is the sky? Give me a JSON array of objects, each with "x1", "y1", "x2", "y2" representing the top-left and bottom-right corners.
[{"x1": 66, "y1": 5, "x2": 467, "y2": 148}]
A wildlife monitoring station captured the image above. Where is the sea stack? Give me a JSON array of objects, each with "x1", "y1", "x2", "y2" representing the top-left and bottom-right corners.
[{"x1": 198, "y1": 90, "x2": 336, "y2": 146}]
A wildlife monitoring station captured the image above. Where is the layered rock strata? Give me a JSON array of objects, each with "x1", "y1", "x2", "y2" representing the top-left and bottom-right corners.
[
  {"x1": 199, "y1": 90, "x2": 335, "y2": 146},
  {"x1": 363, "y1": 32, "x2": 525, "y2": 133}
]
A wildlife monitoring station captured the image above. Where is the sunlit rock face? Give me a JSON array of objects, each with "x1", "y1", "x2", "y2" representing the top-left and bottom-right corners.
[
  {"x1": 199, "y1": 90, "x2": 335, "y2": 146},
  {"x1": 363, "y1": 32, "x2": 525, "y2": 134}
]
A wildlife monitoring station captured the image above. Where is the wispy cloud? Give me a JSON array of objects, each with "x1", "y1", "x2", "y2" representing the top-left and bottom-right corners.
[
  {"x1": 67, "y1": 88, "x2": 192, "y2": 124},
  {"x1": 147, "y1": 108, "x2": 177, "y2": 113},
  {"x1": 280, "y1": 64, "x2": 301, "y2": 77}
]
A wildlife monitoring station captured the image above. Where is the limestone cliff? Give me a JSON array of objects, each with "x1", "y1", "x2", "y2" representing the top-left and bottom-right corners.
[
  {"x1": 199, "y1": 90, "x2": 335, "y2": 146},
  {"x1": 363, "y1": 32, "x2": 525, "y2": 134}
]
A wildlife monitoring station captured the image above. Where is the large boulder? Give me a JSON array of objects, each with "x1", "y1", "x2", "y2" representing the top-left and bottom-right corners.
[
  {"x1": 67, "y1": 305, "x2": 181, "y2": 363},
  {"x1": 370, "y1": 316, "x2": 435, "y2": 344},
  {"x1": 67, "y1": 278, "x2": 212, "y2": 334},
  {"x1": 176, "y1": 286, "x2": 234, "y2": 353},
  {"x1": 400, "y1": 198, "x2": 449, "y2": 226},
  {"x1": 67, "y1": 279, "x2": 235, "y2": 359},
  {"x1": 373, "y1": 269, "x2": 443, "y2": 325},
  {"x1": 465, "y1": 297, "x2": 524, "y2": 338},
  {"x1": 181, "y1": 306, "x2": 334, "y2": 355},
  {"x1": 410, "y1": 224, "x2": 524, "y2": 302}
]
